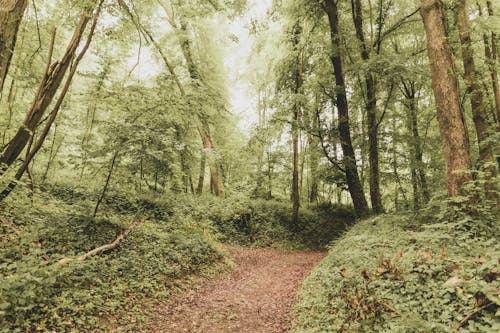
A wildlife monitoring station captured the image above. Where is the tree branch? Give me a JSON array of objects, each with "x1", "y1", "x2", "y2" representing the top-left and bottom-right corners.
[
  {"x1": 316, "y1": 107, "x2": 346, "y2": 173},
  {"x1": 56, "y1": 219, "x2": 145, "y2": 266},
  {"x1": 376, "y1": 7, "x2": 420, "y2": 47}
]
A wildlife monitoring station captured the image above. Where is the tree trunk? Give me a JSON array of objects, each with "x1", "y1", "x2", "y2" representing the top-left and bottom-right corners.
[
  {"x1": 456, "y1": 0, "x2": 497, "y2": 199},
  {"x1": 325, "y1": 0, "x2": 370, "y2": 218},
  {"x1": 80, "y1": 62, "x2": 109, "y2": 181},
  {"x1": 93, "y1": 150, "x2": 118, "y2": 219},
  {"x1": 291, "y1": 22, "x2": 302, "y2": 225},
  {"x1": 198, "y1": 123, "x2": 223, "y2": 197},
  {"x1": 309, "y1": 97, "x2": 320, "y2": 203},
  {"x1": 41, "y1": 120, "x2": 61, "y2": 183},
  {"x1": 0, "y1": 0, "x2": 27, "y2": 94},
  {"x1": 196, "y1": 154, "x2": 205, "y2": 195},
  {"x1": 177, "y1": 19, "x2": 224, "y2": 197},
  {"x1": 401, "y1": 80, "x2": 430, "y2": 207},
  {"x1": 421, "y1": 0, "x2": 472, "y2": 196},
  {"x1": 482, "y1": 1, "x2": 500, "y2": 123},
  {"x1": 351, "y1": 0, "x2": 384, "y2": 213}
]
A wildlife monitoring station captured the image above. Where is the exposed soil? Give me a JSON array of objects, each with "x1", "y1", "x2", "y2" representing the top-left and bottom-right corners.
[{"x1": 148, "y1": 245, "x2": 326, "y2": 333}]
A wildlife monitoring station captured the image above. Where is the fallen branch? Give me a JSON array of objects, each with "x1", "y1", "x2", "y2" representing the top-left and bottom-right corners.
[
  {"x1": 56, "y1": 219, "x2": 144, "y2": 266},
  {"x1": 456, "y1": 302, "x2": 495, "y2": 330}
]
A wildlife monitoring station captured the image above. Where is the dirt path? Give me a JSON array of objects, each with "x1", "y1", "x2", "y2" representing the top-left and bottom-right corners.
[{"x1": 149, "y1": 246, "x2": 326, "y2": 333}]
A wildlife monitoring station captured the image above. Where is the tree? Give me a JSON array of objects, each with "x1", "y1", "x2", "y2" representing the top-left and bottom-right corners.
[
  {"x1": 290, "y1": 22, "x2": 302, "y2": 225},
  {"x1": 455, "y1": 0, "x2": 497, "y2": 198},
  {"x1": 400, "y1": 79, "x2": 430, "y2": 207},
  {"x1": 420, "y1": 0, "x2": 472, "y2": 196},
  {"x1": 350, "y1": 0, "x2": 385, "y2": 213},
  {"x1": 0, "y1": 0, "x2": 27, "y2": 94},
  {"x1": 324, "y1": 0, "x2": 370, "y2": 217}
]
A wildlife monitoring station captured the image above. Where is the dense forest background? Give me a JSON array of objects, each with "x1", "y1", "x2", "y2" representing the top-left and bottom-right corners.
[{"x1": 0, "y1": 0, "x2": 498, "y2": 332}]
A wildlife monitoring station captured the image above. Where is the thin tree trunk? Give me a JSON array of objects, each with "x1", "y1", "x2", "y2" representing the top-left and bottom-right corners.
[
  {"x1": 266, "y1": 147, "x2": 273, "y2": 199},
  {"x1": 0, "y1": 0, "x2": 27, "y2": 94},
  {"x1": 196, "y1": 154, "x2": 205, "y2": 195},
  {"x1": 325, "y1": 0, "x2": 370, "y2": 218},
  {"x1": 41, "y1": 120, "x2": 58, "y2": 183},
  {"x1": 421, "y1": 0, "x2": 472, "y2": 196},
  {"x1": 291, "y1": 22, "x2": 302, "y2": 225},
  {"x1": 80, "y1": 63, "x2": 109, "y2": 181},
  {"x1": 93, "y1": 150, "x2": 119, "y2": 219},
  {"x1": 309, "y1": 97, "x2": 320, "y2": 203},
  {"x1": 2, "y1": 76, "x2": 16, "y2": 145},
  {"x1": 351, "y1": 0, "x2": 384, "y2": 213},
  {"x1": 401, "y1": 80, "x2": 430, "y2": 206}
]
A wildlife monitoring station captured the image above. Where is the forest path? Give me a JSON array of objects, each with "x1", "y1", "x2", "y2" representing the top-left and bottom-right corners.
[{"x1": 148, "y1": 245, "x2": 326, "y2": 333}]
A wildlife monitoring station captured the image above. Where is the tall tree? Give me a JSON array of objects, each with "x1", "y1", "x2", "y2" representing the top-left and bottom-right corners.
[
  {"x1": 350, "y1": 0, "x2": 385, "y2": 213},
  {"x1": 324, "y1": 0, "x2": 370, "y2": 217},
  {"x1": 290, "y1": 22, "x2": 302, "y2": 225},
  {"x1": 481, "y1": 1, "x2": 500, "y2": 123},
  {"x1": 421, "y1": 0, "x2": 472, "y2": 196},
  {"x1": 0, "y1": 0, "x2": 27, "y2": 94},
  {"x1": 400, "y1": 79, "x2": 430, "y2": 207},
  {"x1": 456, "y1": 0, "x2": 497, "y2": 197}
]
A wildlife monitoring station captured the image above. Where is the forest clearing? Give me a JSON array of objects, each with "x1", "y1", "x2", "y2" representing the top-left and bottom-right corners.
[{"x1": 0, "y1": 0, "x2": 499, "y2": 332}]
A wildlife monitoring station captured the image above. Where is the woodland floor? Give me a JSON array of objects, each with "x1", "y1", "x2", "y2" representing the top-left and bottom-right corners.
[{"x1": 148, "y1": 245, "x2": 326, "y2": 333}]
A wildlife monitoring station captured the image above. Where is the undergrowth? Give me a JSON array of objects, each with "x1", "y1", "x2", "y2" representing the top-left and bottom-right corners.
[
  {"x1": 0, "y1": 188, "x2": 224, "y2": 332},
  {"x1": 0, "y1": 182, "x2": 354, "y2": 331},
  {"x1": 294, "y1": 195, "x2": 499, "y2": 332}
]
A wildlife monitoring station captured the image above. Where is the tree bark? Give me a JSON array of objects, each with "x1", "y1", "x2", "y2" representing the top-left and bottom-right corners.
[
  {"x1": 324, "y1": 0, "x2": 370, "y2": 218},
  {"x1": 421, "y1": 0, "x2": 472, "y2": 196},
  {"x1": 0, "y1": 0, "x2": 27, "y2": 94}
]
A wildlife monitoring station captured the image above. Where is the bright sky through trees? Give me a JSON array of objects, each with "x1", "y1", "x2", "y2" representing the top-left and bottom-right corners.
[{"x1": 226, "y1": 0, "x2": 271, "y2": 134}]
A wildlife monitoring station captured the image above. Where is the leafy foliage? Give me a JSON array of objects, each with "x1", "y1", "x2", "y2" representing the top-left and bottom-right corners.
[
  {"x1": 0, "y1": 189, "x2": 223, "y2": 332},
  {"x1": 294, "y1": 199, "x2": 500, "y2": 332}
]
